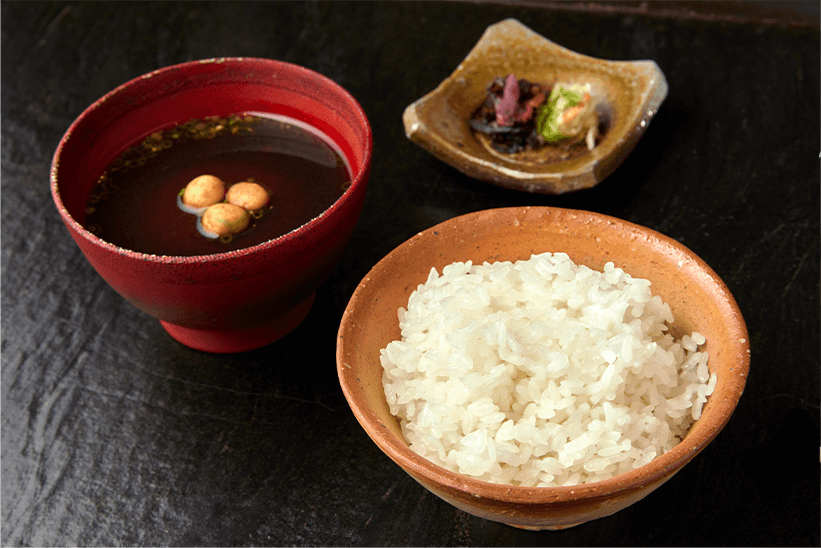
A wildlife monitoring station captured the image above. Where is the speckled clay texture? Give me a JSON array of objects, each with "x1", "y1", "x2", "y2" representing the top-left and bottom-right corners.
[{"x1": 337, "y1": 207, "x2": 749, "y2": 529}]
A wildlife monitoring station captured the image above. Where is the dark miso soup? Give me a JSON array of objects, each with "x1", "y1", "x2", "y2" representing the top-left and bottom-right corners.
[{"x1": 83, "y1": 113, "x2": 351, "y2": 256}]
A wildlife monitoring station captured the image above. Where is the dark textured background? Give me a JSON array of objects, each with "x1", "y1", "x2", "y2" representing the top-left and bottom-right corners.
[{"x1": 2, "y1": 2, "x2": 819, "y2": 546}]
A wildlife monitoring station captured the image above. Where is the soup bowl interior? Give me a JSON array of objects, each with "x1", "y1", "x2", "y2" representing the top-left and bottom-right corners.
[
  {"x1": 337, "y1": 206, "x2": 749, "y2": 530},
  {"x1": 52, "y1": 57, "x2": 372, "y2": 353}
]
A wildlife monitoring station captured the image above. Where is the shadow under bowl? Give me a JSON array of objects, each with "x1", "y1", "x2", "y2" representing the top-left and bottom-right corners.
[
  {"x1": 402, "y1": 18, "x2": 668, "y2": 194},
  {"x1": 337, "y1": 207, "x2": 749, "y2": 529}
]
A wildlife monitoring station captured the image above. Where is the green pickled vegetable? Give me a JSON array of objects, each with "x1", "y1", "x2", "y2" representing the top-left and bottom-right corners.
[{"x1": 537, "y1": 85, "x2": 585, "y2": 143}]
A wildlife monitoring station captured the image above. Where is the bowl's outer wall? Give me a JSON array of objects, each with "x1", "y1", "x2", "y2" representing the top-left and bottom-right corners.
[
  {"x1": 52, "y1": 58, "x2": 372, "y2": 330},
  {"x1": 337, "y1": 206, "x2": 749, "y2": 528},
  {"x1": 411, "y1": 469, "x2": 675, "y2": 529}
]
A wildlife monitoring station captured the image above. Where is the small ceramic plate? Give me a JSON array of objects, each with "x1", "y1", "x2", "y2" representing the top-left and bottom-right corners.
[{"x1": 402, "y1": 18, "x2": 668, "y2": 194}]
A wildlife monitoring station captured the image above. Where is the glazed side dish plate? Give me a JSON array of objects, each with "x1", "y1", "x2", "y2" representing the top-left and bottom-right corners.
[{"x1": 402, "y1": 18, "x2": 669, "y2": 194}]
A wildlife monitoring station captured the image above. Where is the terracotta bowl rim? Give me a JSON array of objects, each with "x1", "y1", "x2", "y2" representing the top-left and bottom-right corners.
[
  {"x1": 338, "y1": 206, "x2": 750, "y2": 505},
  {"x1": 50, "y1": 56, "x2": 373, "y2": 265}
]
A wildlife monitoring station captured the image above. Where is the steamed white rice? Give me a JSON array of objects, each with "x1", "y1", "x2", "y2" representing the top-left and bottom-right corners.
[{"x1": 380, "y1": 252, "x2": 716, "y2": 487}]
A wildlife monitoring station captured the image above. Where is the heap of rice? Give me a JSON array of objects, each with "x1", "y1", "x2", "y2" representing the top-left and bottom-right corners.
[{"x1": 380, "y1": 252, "x2": 716, "y2": 487}]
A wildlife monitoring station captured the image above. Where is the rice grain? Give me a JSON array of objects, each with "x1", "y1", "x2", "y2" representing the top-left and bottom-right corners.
[{"x1": 381, "y1": 253, "x2": 716, "y2": 487}]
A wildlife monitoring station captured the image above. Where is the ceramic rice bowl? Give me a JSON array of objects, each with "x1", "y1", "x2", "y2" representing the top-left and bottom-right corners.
[{"x1": 337, "y1": 207, "x2": 749, "y2": 530}]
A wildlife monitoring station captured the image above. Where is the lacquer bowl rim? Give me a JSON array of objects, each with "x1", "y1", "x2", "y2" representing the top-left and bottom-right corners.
[{"x1": 50, "y1": 56, "x2": 373, "y2": 265}]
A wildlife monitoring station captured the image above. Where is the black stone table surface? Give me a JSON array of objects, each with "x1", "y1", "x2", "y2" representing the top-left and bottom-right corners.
[{"x1": 2, "y1": 2, "x2": 819, "y2": 546}]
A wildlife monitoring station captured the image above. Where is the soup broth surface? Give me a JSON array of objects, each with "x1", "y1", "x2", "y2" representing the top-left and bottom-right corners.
[{"x1": 84, "y1": 113, "x2": 350, "y2": 256}]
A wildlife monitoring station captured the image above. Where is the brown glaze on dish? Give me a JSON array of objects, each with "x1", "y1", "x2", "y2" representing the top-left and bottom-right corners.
[
  {"x1": 402, "y1": 19, "x2": 668, "y2": 194},
  {"x1": 337, "y1": 207, "x2": 749, "y2": 530}
]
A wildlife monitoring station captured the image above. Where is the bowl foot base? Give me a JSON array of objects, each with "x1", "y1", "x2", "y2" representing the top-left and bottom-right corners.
[
  {"x1": 160, "y1": 292, "x2": 316, "y2": 353},
  {"x1": 509, "y1": 522, "x2": 582, "y2": 531}
]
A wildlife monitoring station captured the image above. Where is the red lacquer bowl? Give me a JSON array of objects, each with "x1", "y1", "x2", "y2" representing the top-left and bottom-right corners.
[{"x1": 51, "y1": 58, "x2": 372, "y2": 353}]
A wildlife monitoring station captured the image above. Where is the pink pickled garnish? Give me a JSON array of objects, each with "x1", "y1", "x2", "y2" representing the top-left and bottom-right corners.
[
  {"x1": 516, "y1": 89, "x2": 546, "y2": 124},
  {"x1": 495, "y1": 74, "x2": 520, "y2": 126}
]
